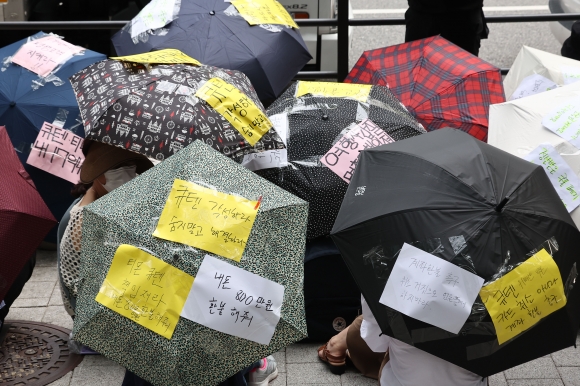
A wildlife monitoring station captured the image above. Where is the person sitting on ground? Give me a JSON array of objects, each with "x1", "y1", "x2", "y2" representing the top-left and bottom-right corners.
[{"x1": 317, "y1": 296, "x2": 488, "y2": 385}]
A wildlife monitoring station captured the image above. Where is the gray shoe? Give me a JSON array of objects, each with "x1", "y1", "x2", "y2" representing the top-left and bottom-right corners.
[{"x1": 248, "y1": 355, "x2": 279, "y2": 386}]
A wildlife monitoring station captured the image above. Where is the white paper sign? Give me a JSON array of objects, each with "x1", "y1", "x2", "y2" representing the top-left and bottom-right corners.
[
  {"x1": 242, "y1": 149, "x2": 288, "y2": 171},
  {"x1": 524, "y1": 144, "x2": 580, "y2": 212},
  {"x1": 131, "y1": 0, "x2": 179, "y2": 38},
  {"x1": 268, "y1": 113, "x2": 288, "y2": 146},
  {"x1": 560, "y1": 65, "x2": 580, "y2": 85},
  {"x1": 379, "y1": 243, "x2": 484, "y2": 334},
  {"x1": 541, "y1": 97, "x2": 580, "y2": 149},
  {"x1": 181, "y1": 255, "x2": 284, "y2": 345},
  {"x1": 510, "y1": 74, "x2": 558, "y2": 101}
]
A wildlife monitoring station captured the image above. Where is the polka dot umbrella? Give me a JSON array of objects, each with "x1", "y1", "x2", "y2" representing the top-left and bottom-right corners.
[{"x1": 256, "y1": 81, "x2": 426, "y2": 239}]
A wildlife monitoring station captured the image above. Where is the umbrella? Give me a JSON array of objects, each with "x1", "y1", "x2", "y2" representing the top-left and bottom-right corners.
[
  {"x1": 345, "y1": 36, "x2": 506, "y2": 142},
  {"x1": 0, "y1": 126, "x2": 56, "y2": 301},
  {"x1": 70, "y1": 59, "x2": 285, "y2": 162},
  {"x1": 72, "y1": 140, "x2": 308, "y2": 385},
  {"x1": 331, "y1": 128, "x2": 580, "y2": 376},
  {"x1": 111, "y1": 0, "x2": 312, "y2": 103},
  {"x1": 0, "y1": 32, "x2": 105, "y2": 242},
  {"x1": 489, "y1": 80, "x2": 580, "y2": 229},
  {"x1": 258, "y1": 81, "x2": 425, "y2": 239},
  {"x1": 504, "y1": 46, "x2": 580, "y2": 101}
]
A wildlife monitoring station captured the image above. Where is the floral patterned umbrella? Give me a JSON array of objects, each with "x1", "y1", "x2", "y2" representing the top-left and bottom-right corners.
[{"x1": 70, "y1": 60, "x2": 285, "y2": 162}]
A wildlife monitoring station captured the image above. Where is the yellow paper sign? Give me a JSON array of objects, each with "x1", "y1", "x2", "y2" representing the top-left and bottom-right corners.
[
  {"x1": 95, "y1": 244, "x2": 194, "y2": 339},
  {"x1": 195, "y1": 77, "x2": 272, "y2": 146},
  {"x1": 110, "y1": 49, "x2": 201, "y2": 65},
  {"x1": 296, "y1": 81, "x2": 372, "y2": 103},
  {"x1": 231, "y1": 0, "x2": 298, "y2": 28},
  {"x1": 153, "y1": 179, "x2": 260, "y2": 262},
  {"x1": 479, "y1": 249, "x2": 566, "y2": 345}
]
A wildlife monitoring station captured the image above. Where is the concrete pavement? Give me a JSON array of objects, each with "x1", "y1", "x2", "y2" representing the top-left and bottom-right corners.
[{"x1": 5, "y1": 249, "x2": 580, "y2": 386}]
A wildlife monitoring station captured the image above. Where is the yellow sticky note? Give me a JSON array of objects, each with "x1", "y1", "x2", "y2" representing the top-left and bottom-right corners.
[
  {"x1": 480, "y1": 249, "x2": 566, "y2": 345},
  {"x1": 195, "y1": 78, "x2": 272, "y2": 146},
  {"x1": 296, "y1": 81, "x2": 372, "y2": 103},
  {"x1": 95, "y1": 244, "x2": 194, "y2": 339},
  {"x1": 231, "y1": 0, "x2": 298, "y2": 28},
  {"x1": 111, "y1": 49, "x2": 201, "y2": 65},
  {"x1": 153, "y1": 179, "x2": 260, "y2": 262}
]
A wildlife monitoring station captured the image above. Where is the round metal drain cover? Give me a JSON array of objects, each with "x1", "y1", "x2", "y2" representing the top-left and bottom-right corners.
[{"x1": 0, "y1": 320, "x2": 83, "y2": 385}]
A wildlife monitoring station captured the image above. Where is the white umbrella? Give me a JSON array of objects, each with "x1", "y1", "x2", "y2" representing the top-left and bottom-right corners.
[
  {"x1": 488, "y1": 80, "x2": 580, "y2": 227},
  {"x1": 504, "y1": 46, "x2": 580, "y2": 100}
]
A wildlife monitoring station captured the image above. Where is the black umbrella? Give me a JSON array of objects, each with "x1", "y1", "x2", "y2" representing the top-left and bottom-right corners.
[
  {"x1": 257, "y1": 82, "x2": 425, "y2": 239},
  {"x1": 331, "y1": 128, "x2": 580, "y2": 376},
  {"x1": 70, "y1": 60, "x2": 284, "y2": 162},
  {"x1": 111, "y1": 0, "x2": 312, "y2": 103}
]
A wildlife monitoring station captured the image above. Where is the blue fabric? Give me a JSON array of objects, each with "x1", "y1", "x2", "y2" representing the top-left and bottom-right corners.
[{"x1": 0, "y1": 33, "x2": 105, "y2": 242}]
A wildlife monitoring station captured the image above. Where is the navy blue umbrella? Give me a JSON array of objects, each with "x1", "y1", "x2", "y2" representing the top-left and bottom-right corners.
[
  {"x1": 0, "y1": 32, "x2": 106, "y2": 242},
  {"x1": 111, "y1": 0, "x2": 311, "y2": 103}
]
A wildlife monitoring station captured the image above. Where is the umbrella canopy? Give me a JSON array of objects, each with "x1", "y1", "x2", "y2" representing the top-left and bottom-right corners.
[
  {"x1": 345, "y1": 36, "x2": 505, "y2": 142},
  {"x1": 72, "y1": 140, "x2": 308, "y2": 385},
  {"x1": 488, "y1": 80, "x2": 580, "y2": 229},
  {"x1": 0, "y1": 126, "x2": 56, "y2": 301},
  {"x1": 504, "y1": 46, "x2": 580, "y2": 101},
  {"x1": 331, "y1": 128, "x2": 580, "y2": 376},
  {"x1": 111, "y1": 0, "x2": 312, "y2": 103},
  {"x1": 70, "y1": 60, "x2": 284, "y2": 162},
  {"x1": 0, "y1": 33, "x2": 105, "y2": 242},
  {"x1": 259, "y1": 81, "x2": 425, "y2": 239}
]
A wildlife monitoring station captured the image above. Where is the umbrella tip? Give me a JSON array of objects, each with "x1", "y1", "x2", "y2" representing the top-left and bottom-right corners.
[
  {"x1": 322, "y1": 114, "x2": 329, "y2": 121},
  {"x1": 209, "y1": 10, "x2": 215, "y2": 15},
  {"x1": 495, "y1": 197, "x2": 509, "y2": 212}
]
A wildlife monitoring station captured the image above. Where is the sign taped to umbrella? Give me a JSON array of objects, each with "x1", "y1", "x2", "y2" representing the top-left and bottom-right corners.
[
  {"x1": 95, "y1": 244, "x2": 195, "y2": 339},
  {"x1": 524, "y1": 143, "x2": 580, "y2": 212},
  {"x1": 153, "y1": 179, "x2": 261, "y2": 261},
  {"x1": 541, "y1": 98, "x2": 580, "y2": 149},
  {"x1": 296, "y1": 81, "x2": 372, "y2": 103},
  {"x1": 379, "y1": 243, "x2": 485, "y2": 334},
  {"x1": 231, "y1": 0, "x2": 298, "y2": 28},
  {"x1": 510, "y1": 74, "x2": 557, "y2": 101},
  {"x1": 195, "y1": 77, "x2": 273, "y2": 146},
  {"x1": 181, "y1": 255, "x2": 284, "y2": 345},
  {"x1": 110, "y1": 49, "x2": 200, "y2": 65},
  {"x1": 11, "y1": 35, "x2": 84, "y2": 77},
  {"x1": 480, "y1": 248, "x2": 566, "y2": 344},
  {"x1": 130, "y1": 0, "x2": 181, "y2": 38},
  {"x1": 321, "y1": 119, "x2": 395, "y2": 183},
  {"x1": 26, "y1": 122, "x2": 84, "y2": 183}
]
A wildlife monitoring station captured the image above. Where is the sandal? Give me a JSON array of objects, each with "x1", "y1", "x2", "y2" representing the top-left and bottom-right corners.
[{"x1": 317, "y1": 343, "x2": 347, "y2": 375}]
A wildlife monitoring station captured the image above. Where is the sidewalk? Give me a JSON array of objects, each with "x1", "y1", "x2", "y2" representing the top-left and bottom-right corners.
[{"x1": 5, "y1": 249, "x2": 580, "y2": 386}]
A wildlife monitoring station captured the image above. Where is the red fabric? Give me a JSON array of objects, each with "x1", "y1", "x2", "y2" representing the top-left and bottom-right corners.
[
  {"x1": 0, "y1": 126, "x2": 56, "y2": 300},
  {"x1": 345, "y1": 36, "x2": 505, "y2": 142}
]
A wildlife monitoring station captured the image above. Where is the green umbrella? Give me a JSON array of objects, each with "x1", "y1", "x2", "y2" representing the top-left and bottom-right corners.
[{"x1": 72, "y1": 140, "x2": 308, "y2": 386}]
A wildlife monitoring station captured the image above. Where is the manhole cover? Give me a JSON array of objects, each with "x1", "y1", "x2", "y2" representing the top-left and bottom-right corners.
[{"x1": 0, "y1": 320, "x2": 83, "y2": 385}]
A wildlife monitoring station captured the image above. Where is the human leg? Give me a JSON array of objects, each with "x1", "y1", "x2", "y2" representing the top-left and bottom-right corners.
[
  {"x1": 345, "y1": 315, "x2": 385, "y2": 379},
  {"x1": 317, "y1": 324, "x2": 350, "y2": 374}
]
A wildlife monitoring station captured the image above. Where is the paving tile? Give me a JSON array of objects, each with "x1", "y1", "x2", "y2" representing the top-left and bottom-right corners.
[
  {"x1": 559, "y1": 367, "x2": 580, "y2": 386},
  {"x1": 552, "y1": 346, "x2": 580, "y2": 367},
  {"x1": 42, "y1": 305, "x2": 73, "y2": 330},
  {"x1": 508, "y1": 380, "x2": 564, "y2": 386},
  {"x1": 30, "y1": 265, "x2": 59, "y2": 282},
  {"x1": 5, "y1": 306, "x2": 45, "y2": 322},
  {"x1": 286, "y1": 342, "x2": 322, "y2": 364},
  {"x1": 504, "y1": 357, "x2": 560, "y2": 379},
  {"x1": 78, "y1": 354, "x2": 120, "y2": 368},
  {"x1": 489, "y1": 372, "x2": 508, "y2": 386},
  {"x1": 47, "y1": 372, "x2": 72, "y2": 386},
  {"x1": 19, "y1": 280, "x2": 56, "y2": 299},
  {"x1": 49, "y1": 284, "x2": 65, "y2": 306},
  {"x1": 270, "y1": 371, "x2": 287, "y2": 386},
  {"x1": 272, "y1": 349, "x2": 286, "y2": 373},
  {"x1": 286, "y1": 362, "x2": 341, "y2": 385},
  {"x1": 341, "y1": 372, "x2": 378, "y2": 385},
  {"x1": 11, "y1": 296, "x2": 50, "y2": 308},
  {"x1": 36, "y1": 250, "x2": 58, "y2": 267},
  {"x1": 69, "y1": 362, "x2": 125, "y2": 386}
]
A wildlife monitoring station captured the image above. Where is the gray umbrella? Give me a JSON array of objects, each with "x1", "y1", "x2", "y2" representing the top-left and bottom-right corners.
[{"x1": 72, "y1": 140, "x2": 308, "y2": 385}]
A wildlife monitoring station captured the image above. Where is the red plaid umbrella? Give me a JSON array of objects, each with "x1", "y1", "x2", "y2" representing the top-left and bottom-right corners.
[
  {"x1": 346, "y1": 36, "x2": 505, "y2": 141},
  {"x1": 0, "y1": 126, "x2": 56, "y2": 301}
]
